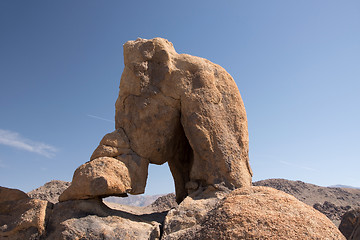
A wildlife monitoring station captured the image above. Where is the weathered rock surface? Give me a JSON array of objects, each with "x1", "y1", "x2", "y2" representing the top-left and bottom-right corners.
[
  {"x1": 162, "y1": 186, "x2": 345, "y2": 240},
  {"x1": 45, "y1": 198, "x2": 161, "y2": 240},
  {"x1": 61, "y1": 37, "x2": 252, "y2": 203},
  {"x1": 59, "y1": 156, "x2": 149, "y2": 202},
  {"x1": 0, "y1": 186, "x2": 29, "y2": 203},
  {"x1": 162, "y1": 189, "x2": 226, "y2": 239},
  {"x1": 2, "y1": 185, "x2": 169, "y2": 240},
  {"x1": 339, "y1": 208, "x2": 360, "y2": 239},
  {"x1": 28, "y1": 180, "x2": 71, "y2": 204},
  {"x1": 0, "y1": 187, "x2": 52, "y2": 240}
]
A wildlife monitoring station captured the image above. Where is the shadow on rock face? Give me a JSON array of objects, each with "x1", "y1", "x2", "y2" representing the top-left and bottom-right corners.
[{"x1": 45, "y1": 198, "x2": 164, "y2": 240}]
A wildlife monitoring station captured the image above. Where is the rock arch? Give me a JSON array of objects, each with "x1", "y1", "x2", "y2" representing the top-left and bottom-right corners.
[{"x1": 59, "y1": 38, "x2": 252, "y2": 203}]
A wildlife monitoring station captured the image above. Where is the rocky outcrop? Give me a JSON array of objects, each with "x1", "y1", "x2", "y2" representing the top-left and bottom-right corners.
[
  {"x1": 45, "y1": 198, "x2": 161, "y2": 240},
  {"x1": 313, "y1": 201, "x2": 351, "y2": 226},
  {"x1": 2, "y1": 182, "x2": 347, "y2": 239},
  {"x1": 162, "y1": 186, "x2": 345, "y2": 239},
  {"x1": 28, "y1": 180, "x2": 70, "y2": 204},
  {"x1": 0, "y1": 187, "x2": 52, "y2": 240},
  {"x1": 339, "y1": 208, "x2": 360, "y2": 239},
  {"x1": 1, "y1": 185, "x2": 168, "y2": 240},
  {"x1": 162, "y1": 189, "x2": 226, "y2": 239},
  {"x1": 60, "y1": 37, "x2": 252, "y2": 204}
]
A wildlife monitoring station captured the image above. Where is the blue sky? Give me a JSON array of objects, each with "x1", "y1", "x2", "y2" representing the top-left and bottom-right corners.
[{"x1": 1, "y1": 1, "x2": 359, "y2": 195}]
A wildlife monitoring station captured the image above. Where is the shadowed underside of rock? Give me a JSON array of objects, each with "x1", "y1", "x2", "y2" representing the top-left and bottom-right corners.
[
  {"x1": 45, "y1": 199, "x2": 161, "y2": 240},
  {"x1": 60, "y1": 37, "x2": 253, "y2": 203}
]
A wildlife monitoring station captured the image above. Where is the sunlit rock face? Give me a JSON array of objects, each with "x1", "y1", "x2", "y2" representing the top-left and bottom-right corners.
[{"x1": 60, "y1": 37, "x2": 252, "y2": 203}]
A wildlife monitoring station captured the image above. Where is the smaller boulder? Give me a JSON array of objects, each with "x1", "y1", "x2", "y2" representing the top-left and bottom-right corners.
[{"x1": 59, "y1": 156, "x2": 149, "y2": 202}]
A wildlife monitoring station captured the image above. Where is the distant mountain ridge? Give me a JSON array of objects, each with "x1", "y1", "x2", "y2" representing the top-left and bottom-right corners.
[
  {"x1": 329, "y1": 184, "x2": 360, "y2": 189},
  {"x1": 105, "y1": 194, "x2": 165, "y2": 207},
  {"x1": 253, "y1": 179, "x2": 360, "y2": 226}
]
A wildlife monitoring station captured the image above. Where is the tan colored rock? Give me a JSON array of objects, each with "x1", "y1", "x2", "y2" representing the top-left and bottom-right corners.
[
  {"x1": 0, "y1": 186, "x2": 29, "y2": 203},
  {"x1": 162, "y1": 186, "x2": 345, "y2": 240},
  {"x1": 61, "y1": 37, "x2": 252, "y2": 204},
  {"x1": 0, "y1": 187, "x2": 52, "y2": 240},
  {"x1": 90, "y1": 129, "x2": 131, "y2": 161},
  {"x1": 63, "y1": 37, "x2": 252, "y2": 203},
  {"x1": 116, "y1": 37, "x2": 252, "y2": 203},
  {"x1": 59, "y1": 156, "x2": 149, "y2": 202}
]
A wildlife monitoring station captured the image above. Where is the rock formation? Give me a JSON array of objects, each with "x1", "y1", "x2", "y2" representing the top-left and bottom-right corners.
[
  {"x1": 60, "y1": 37, "x2": 253, "y2": 203},
  {"x1": 339, "y1": 208, "x2": 360, "y2": 239},
  {"x1": 1, "y1": 38, "x2": 347, "y2": 239},
  {"x1": 0, "y1": 187, "x2": 52, "y2": 240}
]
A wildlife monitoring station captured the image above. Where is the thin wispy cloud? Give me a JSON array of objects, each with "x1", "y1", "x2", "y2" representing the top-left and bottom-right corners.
[
  {"x1": 0, "y1": 159, "x2": 6, "y2": 168},
  {"x1": 87, "y1": 114, "x2": 115, "y2": 123},
  {"x1": 0, "y1": 129, "x2": 58, "y2": 158},
  {"x1": 278, "y1": 160, "x2": 316, "y2": 172}
]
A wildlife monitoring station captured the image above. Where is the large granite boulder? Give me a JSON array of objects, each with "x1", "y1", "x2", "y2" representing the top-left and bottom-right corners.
[
  {"x1": 162, "y1": 186, "x2": 345, "y2": 239},
  {"x1": 60, "y1": 37, "x2": 252, "y2": 203},
  {"x1": 0, "y1": 186, "x2": 52, "y2": 240}
]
